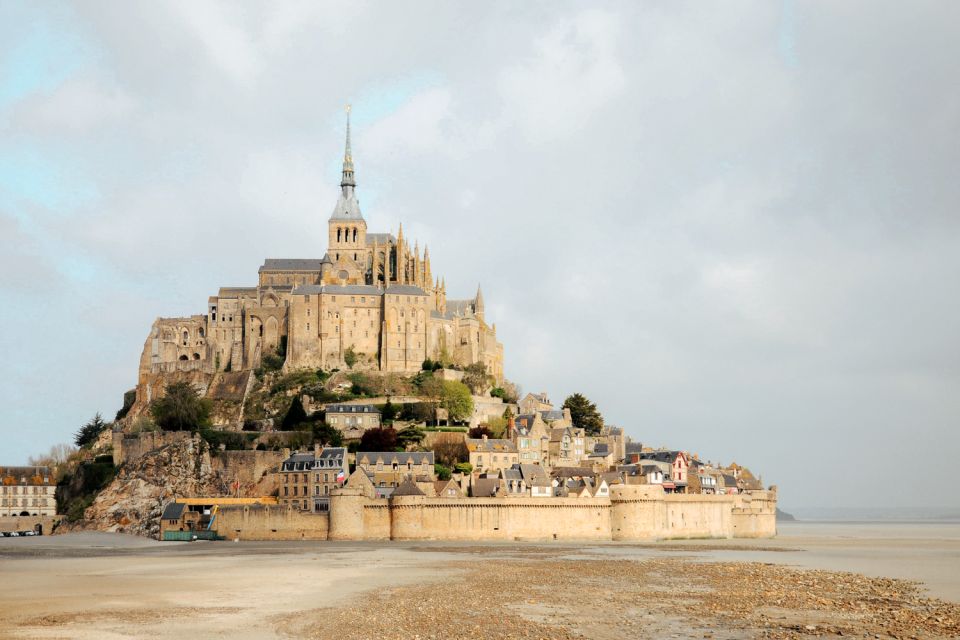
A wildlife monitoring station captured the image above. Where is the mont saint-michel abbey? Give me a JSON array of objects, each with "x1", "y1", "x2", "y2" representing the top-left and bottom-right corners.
[{"x1": 140, "y1": 114, "x2": 503, "y2": 382}]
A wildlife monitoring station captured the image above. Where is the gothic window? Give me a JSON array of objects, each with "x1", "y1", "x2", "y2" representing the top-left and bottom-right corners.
[
  {"x1": 337, "y1": 228, "x2": 342, "y2": 242},
  {"x1": 352, "y1": 228, "x2": 357, "y2": 242},
  {"x1": 182, "y1": 330, "x2": 188, "y2": 345}
]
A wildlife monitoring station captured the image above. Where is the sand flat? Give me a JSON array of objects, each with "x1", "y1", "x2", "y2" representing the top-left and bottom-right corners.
[{"x1": 1, "y1": 524, "x2": 958, "y2": 638}]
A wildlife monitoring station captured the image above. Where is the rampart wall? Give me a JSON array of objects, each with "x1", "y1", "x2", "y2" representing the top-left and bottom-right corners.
[
  {"x1": 214, "y1": 505, "x2": 328, "y2": 541},
  {"x1": 326, "y1": 485, "x2": 777, "y2": 542}
]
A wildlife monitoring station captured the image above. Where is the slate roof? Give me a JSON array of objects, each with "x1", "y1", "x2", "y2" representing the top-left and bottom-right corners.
[
  {"x1": 446, "y1": 299, "x2": 475, "y2": 317},
  {"x1": 385, "y1": 285, "x2": 428, "y2": 296},
  {"x1": 540, "y1": 410, "x2": 566, "y2": 422},
  {"x1": 292, "y1": 284, "x2": 383, "y2": 296},
  {"x1": 281, "y1": 452, "x2": 316, "y2": 471},
  {"x1": 472, "y1": 478, "x2": 501, "y2": 497},
  {"x1": 0, "y1": 466, "x2": 51, "y2": 483},
  {"x1": 550, "y1": 467, "x2": 595, "y2": 479},
  {"x1": 721, "y1": 474, "x2": 738, "y2": 487},
  {"x1": 590, "y1": 443, "x2": 611, "y2": 457},
  {"x1": 466, "y1": 438, "x2": 517, "y2": 453},
  {"x1": 642, "y1": 450, "x2": 684, "y2": 464},
  {"x1": 325, "y1": 404, "x2": 380, "y2": 414},
  {"x1": 161, "y1": 502, "x2": 186, "y2": 520},
  {"x1": 365, "y1": 233, "x2": 396, "y2": 245},
  {"x1": 391, "y1": 479, "x2": 426, "y2": 497},
  {"x1": 356, "y1": 452, "x2": 435, "y2": 466},
  {"x1": 625, "y1": 442, "x2": 644, "y2": 455},
  {"x1": 259, "y1": 258, "x2": 328, "y2": 272}
]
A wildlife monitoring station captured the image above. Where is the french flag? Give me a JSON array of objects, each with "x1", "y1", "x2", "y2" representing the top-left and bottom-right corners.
[{"x1": 336, "y1": 470, "x2": 346, "y2": 484}]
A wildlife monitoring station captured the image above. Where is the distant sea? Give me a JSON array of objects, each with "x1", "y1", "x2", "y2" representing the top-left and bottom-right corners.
[{"x1": 785, "y1": 507, "x2": 960, "y2": 524}]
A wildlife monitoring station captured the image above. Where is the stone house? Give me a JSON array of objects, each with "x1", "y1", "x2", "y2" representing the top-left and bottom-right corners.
[
  {"x1": 0, "y1": 466, "x2": 56, "y2": 517},
  {"x1": 466, "y1": 435, "x2": 518, "y2": 474},
  {"x1": 518, "y1": 392, "x2": 553, "y2": 415},
  {"x1": 355, "y1": 451, "x2": 435, "y2": 493},
  {"x1": 277, "y1": 446, "x2": 348, "y2": 512},
  {"x1": 511, "y1": 413, "x2": 549, "y2": 466},
  {"x1": 433, "y1": 478, "x2": 464, "y2": 498},
  {"x1": 548, "y1": 427, "x2": 586, "y2": 468},
  {"x1": 639, "y1": 450, "x2": 689, "y2": 493},
  {"x1": 324, "y1": 404, "x2": 380, "y2": 440}
]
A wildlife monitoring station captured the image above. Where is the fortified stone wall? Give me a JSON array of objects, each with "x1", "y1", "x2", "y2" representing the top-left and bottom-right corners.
[
  {"x1": 731, "y1": 490, "x2": 777, "y2": 538},
  {"x1": 389, "y1": 496, "x2": 610, "y2": 541},
  {"x1": 214, "y1": 505, "x2": 328, "y2": 540},
  {"x1": 326, "y1": 485, "x2": 776, "y2": 542}
]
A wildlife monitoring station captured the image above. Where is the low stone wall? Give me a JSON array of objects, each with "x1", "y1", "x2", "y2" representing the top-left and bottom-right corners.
[
  {"x1": 0, "y1": 515, "x2": 59, "y2": 535},
  {"x1": 213, "y1": 505, "x2": 328, "y2": 541},
  {"x1": 112, "y1": 430, "x2": 192, "y2": 466},
  {"x1": 214, "y1": 450, "x2": 284, "y2": 487}
]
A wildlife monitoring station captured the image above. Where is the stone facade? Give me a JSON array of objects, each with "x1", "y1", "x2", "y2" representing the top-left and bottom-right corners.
[
  {"x1": 0, "y1": 466, "x2": 57, "y2": 517},
  {"x1": 136, "y1": 113, "x2": 504, "y2": 404}
]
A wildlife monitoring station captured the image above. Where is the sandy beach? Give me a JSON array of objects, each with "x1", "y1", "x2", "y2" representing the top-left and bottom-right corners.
[{"x1": 1, "y1": 522, "x2": 958, "y2": 639}]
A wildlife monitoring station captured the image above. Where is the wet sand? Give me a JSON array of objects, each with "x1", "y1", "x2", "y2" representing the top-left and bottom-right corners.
[{"x1": 0, "y1": 523, "x2": 957, "y2": 639}]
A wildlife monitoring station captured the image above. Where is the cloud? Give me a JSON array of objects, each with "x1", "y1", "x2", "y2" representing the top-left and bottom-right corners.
[
  {"x1": 0, "y1": 2, "x2": 958, "y2": 511},
  {"x1": 8, "y1": 75, "x2": 135, "y2": 133},
  {"x1": 498, "y1": 9, "x2": 626, "y2": 142}
]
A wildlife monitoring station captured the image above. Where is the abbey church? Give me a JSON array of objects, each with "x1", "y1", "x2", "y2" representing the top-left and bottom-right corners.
[{"x1": 139, "y1": 113, "x2": 504, "y2": 383}]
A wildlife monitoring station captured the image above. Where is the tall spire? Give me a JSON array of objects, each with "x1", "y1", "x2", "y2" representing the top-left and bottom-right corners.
[{"x1": 341, "y1": 104, "x2": 356, "y2": 189}]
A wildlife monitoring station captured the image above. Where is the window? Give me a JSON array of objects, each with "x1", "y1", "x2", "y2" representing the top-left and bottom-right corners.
[
  {"x1": 305, "y1": 295, "x2": 310, "y2": 302},
  {"x1": 307, "y1": 323, "x2": 310, "y2": 331}
]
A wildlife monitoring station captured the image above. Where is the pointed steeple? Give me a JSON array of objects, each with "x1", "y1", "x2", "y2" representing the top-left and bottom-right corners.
[
  {"x1": 475, "y1": 284, "x2": 484, "y2": 308},
  {"x1": 341, "y1": 104, "x2": 356, "y2": 189}
]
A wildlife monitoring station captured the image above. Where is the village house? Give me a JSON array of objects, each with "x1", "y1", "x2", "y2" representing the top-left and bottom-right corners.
[
  {"x1": 639, "y1": 450, "x2": 689, "y2": 493},
  {"x1": 466, "y1": 435, "x2": 518, "y2": 474},
  {"x1": 548, "y1": 427, "x2": 587, "y2": 468},
  {"x1": 277, "y1": 446, "x2": 348, "y2": 512},
  {"x1": 518, "y1": 392, "x2": 554, "y2": 415},
  {"x1": 512, "y1": 413, "x2": 549, "y2": 465},
  {"x1": 324, "y1": 404, "x2": 381, "y2": 440},
  {"x1": 355, "y1": 451, "x2": 435, "y2": 496}
]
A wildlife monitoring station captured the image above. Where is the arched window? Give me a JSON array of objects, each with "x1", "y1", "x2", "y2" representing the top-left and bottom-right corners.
[
  {"x1": 182, "y1": 330, "x2": 188, "y2": 345},
  {"x1": 337, "y1": 228, "x2": 342, "y2": 242},
  {"x1": 352, "y1": 228, "x2": 357, "y2": 242}
]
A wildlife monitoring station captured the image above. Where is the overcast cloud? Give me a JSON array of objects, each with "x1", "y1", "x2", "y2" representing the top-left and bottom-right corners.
[{"x1": 1, "y1": 1, "x2": 958, "y2": 510}]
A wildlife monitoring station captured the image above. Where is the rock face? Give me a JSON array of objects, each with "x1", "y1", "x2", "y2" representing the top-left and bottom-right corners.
[{"x1": 78, "y1": 434, "x2": 229, "y2": 538}]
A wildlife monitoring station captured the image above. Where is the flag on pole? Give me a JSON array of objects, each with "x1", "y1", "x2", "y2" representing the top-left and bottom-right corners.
[{"x1": 336, "y1": 469, "x2": 346, "y2": 484}]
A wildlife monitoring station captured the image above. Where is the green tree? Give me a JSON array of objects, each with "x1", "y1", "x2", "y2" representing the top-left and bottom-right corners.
[
  {"x1": 462, "y1": 362, "x2": 493, "y2": 395},
  {"x1": 422, "y1": 358, "x2": 434, "y2": 371},
  {"x1": 562, "y1": 393, "x2": 604, "y2": 436},
  {"x1": 440, "y1": 380, "x2": 474, "y2": 423},
  {"x1": 312, "y1": 422, "x2": 344, "y2": 447},
  {"x1": 381, "y1": 399, "x2": 398, "y2": 423},
  {"x1": 344, "y1": 345, "x2": 358, "y2": 369},
  {"x1": 468, "y1": 425, "x2": 493, "y2": 439},
  {"x1": 396, "y1": 426, "x2": 426, "y2": 448},
  {"x1": 359, "y1": 426, "x2": 398, "y2": 451},
  {"x1": 281, "y1": 396, "x2": 308, "y2": 430},
  {"x1": 453, "y1": 462, "x2": 473, "y2": 475},
  {"x1": 74, "y1": 413, "x2": 108, "y2": 448},
  {"x1": 150, "y1": 382, "x2": 212, "y2": 432},
  {"x1": 432, "y1": 438, "x2": 468, "y2": 467},
  {"x1": 434, "y1": 464, "x2": 452, "y2": 480}
]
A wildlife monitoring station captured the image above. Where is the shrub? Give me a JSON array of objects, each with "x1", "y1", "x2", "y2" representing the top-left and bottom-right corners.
[
  {"x1": 454, "y1": 462, "x2": 473, "y2": 475},
  {"x1": 360, "y1": 426, "x2": 398, "y2": 451},
  {"x1": 344, "y1": 345, "x2": 358, "y2": 369},
  {"x1": 281, "y1": 396, "x2": 308, "y2": 431},
  {"x1": 434, "y1": 464, "x2": 452, "y2": 481},
  {"x1": 150, "y1": 382, "x2": 212, "y2": 432}
]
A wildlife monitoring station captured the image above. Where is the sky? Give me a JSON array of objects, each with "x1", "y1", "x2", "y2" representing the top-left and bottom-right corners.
[{"x1": 1, "y1": 1, "x2": 957, "y2": 511}]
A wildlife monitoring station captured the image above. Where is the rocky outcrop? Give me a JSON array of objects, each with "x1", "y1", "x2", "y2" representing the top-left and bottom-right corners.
[{"x1": 74, "y1": 434, "x2": 229, "y2": 538}]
